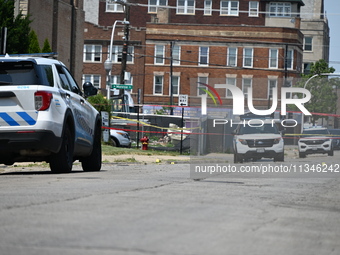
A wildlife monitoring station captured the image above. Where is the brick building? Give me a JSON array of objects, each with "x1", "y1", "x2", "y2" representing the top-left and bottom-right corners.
[
  {"x1": 83, "y1": 0, "x2": 310, "y2": 112},
  {"x1": 15, "y1": 0, "x2": 85, "y2": 85}
]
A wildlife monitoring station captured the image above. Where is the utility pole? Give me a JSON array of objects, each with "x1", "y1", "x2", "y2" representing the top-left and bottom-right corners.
[
  {"x1": 119, "y1": 1, "x2": 130, "y2": 112},
  {"x1": 170, "y1": 41, "x2": 174, "y2": 115}
]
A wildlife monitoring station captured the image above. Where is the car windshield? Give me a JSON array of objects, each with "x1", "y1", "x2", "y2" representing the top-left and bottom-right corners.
[
  {"x1": 238, "y1": 123, "x2": 279, "y2": 135},
  {"x1": 0, "y1": 61, "x2": 53, "y2": 86},
  {"x1": 302, "y1": 129, "x2": 329, "y2": 136}
]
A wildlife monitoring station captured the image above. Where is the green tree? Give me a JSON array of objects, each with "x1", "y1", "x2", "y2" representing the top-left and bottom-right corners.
[
  {"x1": 28, "y1": 30, "x2": 40, "y2": 53},
  {"x1": 41, "y1": 38, "x2": 52, "y2": 53},
  {"x1": 87, "y1": 93, "x2": 111, "y2": 120},
  {"x1": 297, "y1": 59, "x2": 338, "y2": 125},
  {"x1": 0, "y1": 0, "x2": 32, "y2": 54}
]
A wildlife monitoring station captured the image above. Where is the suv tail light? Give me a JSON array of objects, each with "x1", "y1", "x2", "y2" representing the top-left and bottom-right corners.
[{"x1": 35, "y1": 91, "x2": 53, "y2": 111}]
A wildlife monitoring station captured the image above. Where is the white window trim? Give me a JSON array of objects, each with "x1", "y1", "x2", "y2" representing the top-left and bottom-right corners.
[
  {"x1": 197, "y1": 75, "x2": 209, "y2": 96},
  {"x1": 83, "y1": 45, "x2": 102, "y2": 63},
  {"x1": 304, "y1": 37, "x2": 313, "y2": 52},
  {"x1": 106, "y1": 1, "x2": 124, "y2": 13},
  {"x1": 199, "y1": 46, "x2": 209, "y2": 66},
  {"x1": 148, "y1": 0, "x2": 168, "y2": 13},
  {"x1": 249, "y1": 1, "x2": 259, "y2": 17},
  {"x1": 154, "y1": 45, "x2": 165, "y2": 65},
  {"x1": 204, "y1": 0, "x2": 212, "y2": 15},
  {"x1": 269, "y1": 48, "x2": 278, "y2": 69},
  {"x1": 227, "y1": 47, "x2": 238, "y2": 67},
  {"x1": 153, "y1": 74, "x2": 164, "y2": 95},
  {"x1": 267, "y1": 78, "x2": 277, "y2": 99},
  {"x1": 177, "y1": 0, "x2": 195, "y2": 15},
  {"x1": 269, "y1": 2, "x2": 291, "y2": 17},
  {"x1": 173, "y1": 45, "x2": 181, "y2": 66},
  {"x1": 111, "y1": 45, "x2": 134, "y2": 64},
  {"x1": 83, "y1": 74, "x2": 101, "y2": 88},
  {"x1": 243, "y1": 48, "x2": 253, "y2": 68},
  {"x1": 286, "y1": 49, "x2": 294, "y2": 70},
  {"x1": 226, "y1": 76, "x2": 237, "y2": 98},
  {"x1": 220, "y1": 1, "x2": 239, "y2": 16},
  {"x1": 170, "y1": 73, "x2": 181, "y2": 96},
  {"x1": 242, "y1": 77, "x2": 252, "y2": 98}
]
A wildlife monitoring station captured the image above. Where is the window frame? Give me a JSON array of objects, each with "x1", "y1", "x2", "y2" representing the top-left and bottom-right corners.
[
  {"x1": 199, "y1": 46, "x2": 209, "y2": 66},
  {"x1": 269, "y1": 2, "x2": 291, "y2": 17},
  {"x1": 220, "y1": 1, "x2": 239, "y2": 16},
  {"x1": 154, "y1": 75, "x2": 164, "y2": 95},
  {"x1": 172, "y1": 45, "x2": 181, "y2": 65},
  {"x1": 242, "y1": 77, "x2": 252, "y2": 98},
  {"x1": 148, "y1": 0, "x2": 168, "y2": 13},
  {"x1": 304, "y1": 37, "x2": 313, "y2": 52},
  {"x1": 243, "y1": 48, "x2": 253, "y2": 68},
  {"x1": 286, "y1": 49, "x2": 294, "y2": 70},
  {"x1": 83, "y1": 74, "x2": 101, "y2": 88},
  {"x1": 249, "y1": 1, "x2": 259, "y2": 17},
  {"x1": 111, "y1": 45, "x2": 134, "y2": 64},
  {"x1": 83, "y1": 45, "x2": 102, "y2": 63},
  {"x1": 269, "y1": 48, "x2": 278, "y2": 69},
  {"x1": 106, "y1": 1, "x2": 124, "y2": 13},
  {"x1": 226, "y1": 77, "x2": 237, "y2": 98},
  {"x1": 177, "y1": 0, "x2": 195, "y2": 15},
  {"x1": 204, "y1": 0, "x2": 212, "y2": 15},
  {"x1": 227, "y1": 47, "x2": 238, "y2": 67},
  {"x1": 197, "y1": 76, "x2": 208, "y2": 96},
  {"x1": 170, "y1": 75, "x2": 180, "y2": 96},
  {"x1": 268, "y1": 79, "x2": 277, "y2": 99},
  {"x1": 154, "y1": 45, "x2": 165, "y2": 65}
]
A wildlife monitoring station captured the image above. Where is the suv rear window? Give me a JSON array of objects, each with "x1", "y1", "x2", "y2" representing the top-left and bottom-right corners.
[{"x1": 0, "y1": 61, "x2": 53, "y2": 86}]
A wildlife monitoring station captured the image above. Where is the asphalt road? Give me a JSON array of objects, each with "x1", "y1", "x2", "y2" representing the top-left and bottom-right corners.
[{"x1": 0, "y1": 152, "x2": 340, "y2": 255}]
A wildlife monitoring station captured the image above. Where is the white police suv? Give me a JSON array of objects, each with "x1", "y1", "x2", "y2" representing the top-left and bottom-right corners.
[
  {"x1": 0, "y1": 56, "x2": 102, "y2": 173},
  {"x1": 298, "y1": 128, "x2": 333, "y2": 158},
  {"x1": 233, "y1": 119, "x2": 285, "y2": 163}
]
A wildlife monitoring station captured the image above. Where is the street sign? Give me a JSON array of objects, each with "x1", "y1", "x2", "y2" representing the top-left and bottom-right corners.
[
  {"x1": 178, "y1": 94, "x2": 188, "y2": 106},
  {"x1": 111, "y1": 84, "x2": 133, "y2": 89}
]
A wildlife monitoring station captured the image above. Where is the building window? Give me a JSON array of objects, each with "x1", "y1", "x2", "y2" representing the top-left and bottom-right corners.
[
  {"x1": 226, "y1": 77, "x2": 236, "y2": 97},
  {"x1": 172, "y1": 45, "x2": 181, "y2": 65},
  {"x1": 286, "y1": 49, "x2": 294, "y2": 70},
  {"x1": 177, "y1": 0, "x2": 195, "y2": 14},
  {"x1": 199, "y1": 46, "x2": 209, "y2": 66},
  {"x1": 170, "y1": 76, "x2": 180, "y2": 95},
  {"x1": 227, "y1": 47, "x2": 237, "y2": 67},
  {"x1": 155, "y1": 45, "x2": 165, "y2": 65},
  {"x1": 220, "y1": 1, "x2": 239, "y2": 16},
  {"x1": 83, "y1": 74, "x2": 101, "y2": 88},
  {"x1": 197, "y1": 76, "x2": 208, "y2": 95},
  {"x1": 154, "y1": 75, "x2": 164, "y2": 95},
  {"x1": 148, "y1": 0, "x2": 167, "y2": 13},
  {"x1": 269, "y1": 49, "x2": 278, "y2": 69},
  {"x1": 243, "y1": 48, "x2": 253, "y2": 68},
  {"x1": 268, "y1": 79, "x2": 277, "y2": 99},
  {"x1": 303, "y1": 62, "x2": 312, "y2": 75},
  {"x1": 242, "y1": 78, "x2": 252, "y2": 98},
  {"x1": 106, "y1": 0, "x2": 124, "y2": 12},
  {"x1": 249, "y1": 1, "x2": 259, "y2": 17},
  {"x1": 111, "y1": 46, "x2": 134, "y2": 63},
  {"x1": 304, "y1": 37, "x2": 313, "y2": 51},
  {"x1": 84, "y1": 45, "x2": 102, "y2": 62},
  {"x1": 204, "y1": 0, "x2": 212, "y2": 15},
  {"x1": 269, "y1": 2, "x2": 291, "y2": 17}
]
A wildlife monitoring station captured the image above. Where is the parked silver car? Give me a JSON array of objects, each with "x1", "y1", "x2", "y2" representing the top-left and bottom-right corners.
[{"x1": 109, "y1": 129, "x2": 131, "y2": 147}]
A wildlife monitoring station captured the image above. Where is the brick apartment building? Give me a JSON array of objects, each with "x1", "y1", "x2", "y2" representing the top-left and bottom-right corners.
[{"x1": 82, "y1": 0, "x2": 328, "y2": 113}]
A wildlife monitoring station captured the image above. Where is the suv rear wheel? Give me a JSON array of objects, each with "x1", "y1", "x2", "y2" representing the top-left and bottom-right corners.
[{"x1": 50, "y1": 125, "x2": 74, "y2": 173}]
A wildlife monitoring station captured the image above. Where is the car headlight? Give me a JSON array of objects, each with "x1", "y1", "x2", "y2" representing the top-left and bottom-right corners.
[
  {"x1": 273, "y1": 138, "x2": 281, "y2": 144},
  {"x1": 238, "y1": 139, "x2": 248, "y2": 145}
]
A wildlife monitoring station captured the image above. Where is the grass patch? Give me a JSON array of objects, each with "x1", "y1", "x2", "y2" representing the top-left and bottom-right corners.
[{"x1": 102, "y1": 145, "x2": 187, "y2": 156}]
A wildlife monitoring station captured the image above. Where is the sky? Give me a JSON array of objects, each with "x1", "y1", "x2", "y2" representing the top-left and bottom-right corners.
[{"x1": 324, "y1": 0, "x2": 340, "y2": 73}]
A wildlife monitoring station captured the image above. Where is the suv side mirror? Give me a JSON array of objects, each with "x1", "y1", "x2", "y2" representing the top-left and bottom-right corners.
[{"x1": 83, "y1": 82, "x2": 98, "y2": 98}]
